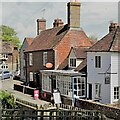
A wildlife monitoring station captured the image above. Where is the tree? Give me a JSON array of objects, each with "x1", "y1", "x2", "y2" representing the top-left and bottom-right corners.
[
  {"x1": 89, "y1": 34, "x2": 98, "y2": 40},
  {"x1": 0, "y1": 25, "x2": 21, "y2": 48},
  {"x1": 0, "y1": 90, "x2": 16, "y2": 109}
]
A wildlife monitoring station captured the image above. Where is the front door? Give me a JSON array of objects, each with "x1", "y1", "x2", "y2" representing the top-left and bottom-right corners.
[{"x1": 88, "y1": 84, "x2": 92, "y2": 99}]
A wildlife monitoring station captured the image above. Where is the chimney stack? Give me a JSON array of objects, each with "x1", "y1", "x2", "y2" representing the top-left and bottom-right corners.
[
  {"x1": 37, "y1": 19, "x2": 46, "y2": 35},
  {"x1": 67, "y1": 0, "x2": 81, "y2": 28},
  {"x1": 53, "y1": 19, "x2": 64, "y2": 27},
  {"x1": 109, "y1": 22, "x2": 119, "y2": 32}
]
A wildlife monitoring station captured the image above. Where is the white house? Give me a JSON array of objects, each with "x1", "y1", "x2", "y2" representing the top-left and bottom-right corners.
[{"x1": 87, "y1": 23, "x2": 120, "y2": 104}]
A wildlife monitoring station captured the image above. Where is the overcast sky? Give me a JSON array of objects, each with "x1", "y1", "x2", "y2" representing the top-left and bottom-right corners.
[{"x1": 0, "y1": 0, "x2": 119, "y2": 43}]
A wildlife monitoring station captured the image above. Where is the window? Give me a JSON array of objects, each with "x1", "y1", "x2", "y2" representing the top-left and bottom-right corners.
[
  {"x1": 56, "y1": 75, "x2": 72, "y2": 97},
  {"x1": 3, "y1": 54, "x2": 8, "y2": 59},
  {"x1": 14, "y1": 47, "x2": 18, "y2": 50},
  {"x1": 43, "y1": 52, "x2": 48, "y2": 66},
  {"x1": 42, "y1": 74, "x2": 51, "y2": 92},
  {"x1": 1, "y1": 64, "x2": 8, "y2": 69},
  {"x1": 95, "y1": 84, "x2": 101, "y2": 98},
  {"x1": 29, "y1": 53, "x2": 33, "y2": 66},
  {"x1": 95, "y1": 56, "x2": 101, "y2": 68},
  {"x1": 70, "y1": 58, "x2": 76, "y2": 68},
  {"x1": 29, "y1": 72, "x2": 33, "y2": 81},
  {"x1": 73, "y1": 77, "x2": 86, "y2": 97},
  {"x1": 114, "y1": 87, "x2": 119, "y2": 100}
]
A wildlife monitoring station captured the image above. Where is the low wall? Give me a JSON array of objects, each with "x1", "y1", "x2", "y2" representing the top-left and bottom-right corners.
[
  {"x1": 76, "y1": 99, "x2": 120, "y2": 120},
  {"x1": 14, "y1": 84, "x2": 36, "y2": 96},
  {"x1": 62, "y1": 97, "x2": 120, "y2": 119}
]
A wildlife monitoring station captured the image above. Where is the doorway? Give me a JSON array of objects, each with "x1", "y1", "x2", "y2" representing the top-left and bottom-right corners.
[{"x1": 88, "y1": 84, "x2": 92, "y2": 99}]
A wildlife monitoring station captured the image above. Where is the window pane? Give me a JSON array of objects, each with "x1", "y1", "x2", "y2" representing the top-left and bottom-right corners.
[
  {"x1": 29, "y1": 53, "x2": 33, "y2": 65},
  {"x1": 43, "y1": 52, "x2": 48, "y2": 66},
  {"x1": 70, "y1": 58, "x2": 76, "y2": 67},
  {"x1": 114, "y1": 87, "x2": 119, "y2": 99},
  {"x1": 73, "y1": 77, "x2": 86, "y2": 97},
  {"x1": 95, "y1": 56, "x2": 101, "y2": 68},
  {"x1": 95, "y1": 84, "x2": 101, "y2": 98}
]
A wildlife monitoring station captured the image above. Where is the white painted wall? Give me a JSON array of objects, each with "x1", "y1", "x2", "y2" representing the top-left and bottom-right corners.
[
  {"x1": 69, "y1": 49, "x2": 83, "y2": 68},
  {"x1": 110, "y1": 52, "x2": 119, "y2": 103},
  {"x1": 87, "y1": 52, "x2": 111, "y2": 103}
]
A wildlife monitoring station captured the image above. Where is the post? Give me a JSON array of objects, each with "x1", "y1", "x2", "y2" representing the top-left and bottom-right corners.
[{"x1": 72, "y1": 77, "x2": 75, "y2": 106}]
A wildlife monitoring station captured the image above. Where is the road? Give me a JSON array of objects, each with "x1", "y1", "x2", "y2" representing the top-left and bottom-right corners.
[{"x1": 0, "y1": 78, "x2": 50, "y2": 109}]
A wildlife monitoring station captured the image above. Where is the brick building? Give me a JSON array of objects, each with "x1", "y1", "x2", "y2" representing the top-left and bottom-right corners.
[{"x1": 25, "y1": 1, "x2": 93, "y2": 90}]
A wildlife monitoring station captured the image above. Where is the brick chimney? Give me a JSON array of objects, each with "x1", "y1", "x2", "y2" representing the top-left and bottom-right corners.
[
  {"x1": 67, "y1": 0, "x2": 81, "y2": 28},
  {"x1": 109, "y1": 22, "x2": 119, "y2": 32},
  {"x1": 37, "y1": 18, "x2": 46, "y2": 35},
  {"x1": 53, "y1": 18, "x2": 64, "y2": 27}
]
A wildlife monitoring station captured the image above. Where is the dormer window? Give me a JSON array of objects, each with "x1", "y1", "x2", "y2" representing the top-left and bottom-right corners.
[{"x1": 69, "y1": 58, "x2": 76, "y2": 68}]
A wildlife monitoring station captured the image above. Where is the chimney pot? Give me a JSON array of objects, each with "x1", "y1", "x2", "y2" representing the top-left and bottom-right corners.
[
  {"x1": 53, "y1": 18, "x2": 64, "y2": 27},
  {"x1": 109, "y1": 22, "x2": 119, "y2": 32}
]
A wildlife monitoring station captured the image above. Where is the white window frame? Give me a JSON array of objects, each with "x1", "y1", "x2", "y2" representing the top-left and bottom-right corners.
[
  {"x1": 42, "y1": 74, "x2": 51, "y2": 92},
  {"x1": 114, "y1": 87, "x2": 119, "y2": 100},
  {"x1": 95, "y1": 56, "x2": 101, "y2": 68},
  {"x1": 29, "y1": 72, "x2": 33, "y2": 81},
  {"x1": 69, "y1": 58, "x2": 76, "y2": 68},
  {"x1": 56, "y1": 75, "x2": 72, "y2": 97},
  {"x1": 73, "y1": 77, "x2": 86, "y2": 97},
  {"x1": 29, "y1": 53, "x2": 33, "y2": 66},
  {"x1": 43, "y1": 52, "x2": 48, "y2": 66},
  {"x1": 95, "y1": 83, "x2": 101, "y2": 99},
  {"x1": 2, "y1": 53, "x2": 8, "y2": 59},
  {"x1": 1, "y1": 64, "x2": 8, "y2": 69}
]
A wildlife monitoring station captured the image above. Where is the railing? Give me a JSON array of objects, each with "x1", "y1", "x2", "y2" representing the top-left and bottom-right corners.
[{"x1": 2, "y1": 109, "x2": 104, "y2": 120}]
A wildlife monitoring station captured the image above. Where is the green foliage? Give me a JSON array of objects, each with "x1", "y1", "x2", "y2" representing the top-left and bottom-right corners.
[
  {"x1": 89, "y1": 35, "x2": 98, "y2": 40},
  {"x1": 0, "y1": 25, "x2": 21, "y2": 48},
  {"x1": 0, "y1": 90, "x2": 16, "y2": 109}
]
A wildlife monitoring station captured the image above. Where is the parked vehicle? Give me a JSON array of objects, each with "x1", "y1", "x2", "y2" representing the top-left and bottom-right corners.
[
  {"x1": 0, "y1": 70, "x2": 12, "y2": 80},
  {"x1": 13, "y1": 70, "x2": 20, "y2": 80}
]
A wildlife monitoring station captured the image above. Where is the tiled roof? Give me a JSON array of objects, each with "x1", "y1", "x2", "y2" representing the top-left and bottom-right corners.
[
  {"x1": 73, "y1": 47, "x2": 89, "y2": 59},
  {"x1": 26, "y1": 38, "x2": 33, "y2": 46},
  {"x1": 57, "y1": 57, "x2": 68, "y2": 70},
  {"x1": 2, "y1": 42, "x2": 12, "y2": 53},
  {"x1": 25, "y1": 25, "x2": 68, "y2": 52},
  {"x1": 88, "y1": 27, "x2": 120, "y2": 52}
]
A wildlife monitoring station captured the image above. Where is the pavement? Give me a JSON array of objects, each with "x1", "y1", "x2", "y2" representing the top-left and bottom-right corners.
[{"x1": 0, "y1": 78, "x2": 50, "y2": 109}]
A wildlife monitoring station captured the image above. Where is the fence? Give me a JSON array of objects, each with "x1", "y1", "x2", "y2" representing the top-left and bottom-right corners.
[{"x1": 2, "y1": 108, "x2": 103, "y2": 120}]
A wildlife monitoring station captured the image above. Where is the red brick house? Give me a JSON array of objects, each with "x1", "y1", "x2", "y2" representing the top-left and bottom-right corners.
[{"x1": 25, "y1": 1, "x2": 93, "y2": 90}]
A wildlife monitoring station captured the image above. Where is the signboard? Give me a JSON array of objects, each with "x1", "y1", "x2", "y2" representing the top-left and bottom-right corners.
[
  {"x1": 105, "y1": 76, "x2": 110, "y2": 84},
  {"x1": 53, "y1": 91, "x2": 61, "y2": 104}
]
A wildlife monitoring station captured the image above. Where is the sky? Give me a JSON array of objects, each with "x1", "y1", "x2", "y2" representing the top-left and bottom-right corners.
[{"x1": 0, "y1": 0, "x2": 119, "y2": 44}]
